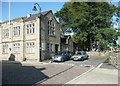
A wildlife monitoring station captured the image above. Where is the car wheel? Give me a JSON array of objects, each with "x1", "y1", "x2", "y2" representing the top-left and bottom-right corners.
[
  {"x1": 86, "y1": 55, "x2": 89, "y2": 60},
  {"x1": 86, "y1": 57, "x2": 89, "y2": 60},
  {"x1": 81, "y1": 57, "x2": 84, "y2": 61},
  {"x1": 61, "y1": 58, "x2": 64, "y2": 62}
]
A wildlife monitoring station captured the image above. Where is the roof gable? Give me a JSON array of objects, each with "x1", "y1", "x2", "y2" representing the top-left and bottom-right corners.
[{"x1": 2, "y1": 10, "x2": 52, "y2": 23}]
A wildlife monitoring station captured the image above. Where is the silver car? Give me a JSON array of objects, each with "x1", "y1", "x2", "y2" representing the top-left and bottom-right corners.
[
  {"x1": 52, "y1": 51, "x2": 71, "y2": 62},
  {"x1": 71, "y1": 51, "x2": 89, "y2": 61}
]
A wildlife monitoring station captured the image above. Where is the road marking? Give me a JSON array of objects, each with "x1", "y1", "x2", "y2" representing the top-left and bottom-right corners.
[
  {"x1": 49, "y1": 61, "x2": 52, "y2": 63},
  {"x1": 50, "y1": 62, "x2": 75, "y2": 66},
  {"x1": 66, "y1": 66, "x2": 95, "y2": 84},
  {"x1": 83, "y1": 60, "x2": 88, "y2": 62},
  {"x1": 96, "y1": 63, "x2": 103, "y2": 69}
]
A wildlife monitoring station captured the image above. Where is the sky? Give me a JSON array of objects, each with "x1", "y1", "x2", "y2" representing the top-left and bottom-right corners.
[
  {"x1": 1, "y1": 2, "x2": 65, "y2": 22},
  {"x1": 0, "y1": 1, "x2": 119, "y2": 23}
]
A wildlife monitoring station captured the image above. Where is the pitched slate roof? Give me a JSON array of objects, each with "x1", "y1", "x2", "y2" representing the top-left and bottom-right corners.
[
  {"x1": 24, "y1": 10, "x2": 52, "y2": 22},
  {"x1": 2, "y1": 10, "x2": 52, "y2": 23}
]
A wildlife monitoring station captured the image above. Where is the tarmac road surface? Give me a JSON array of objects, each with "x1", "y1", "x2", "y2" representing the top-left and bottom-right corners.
[{"x1": 2, "y1": 61, "x2": 90, "y2": 85}]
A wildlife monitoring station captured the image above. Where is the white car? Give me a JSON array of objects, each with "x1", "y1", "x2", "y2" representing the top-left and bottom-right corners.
[{"x1": 71, "y1": 51, "x2": 89, "y2": 61}]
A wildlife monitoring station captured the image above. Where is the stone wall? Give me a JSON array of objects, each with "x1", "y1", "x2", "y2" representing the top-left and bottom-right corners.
[
  {"x1": 87, "y1": 51, "x2": 109, "y2": 58},
  {"x1": 109, "y1": 52, "x2": 120, "y2": 69}
]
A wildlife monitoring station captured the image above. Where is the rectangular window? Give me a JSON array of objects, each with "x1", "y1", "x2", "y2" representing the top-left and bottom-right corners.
[
  {"x1": 29, "y1": 28, "x2": 32, "y2": 33},
  {"x1": 50, "y1": 44, "x2": 53, "y2": 51},
  {"x1": 48, "y1": 20, "x2": 55, "y2": 36},
  {"x1": 13, "y1": 43, "x2": 20, "y2": 53},
  {"x1": 26, "y1": 42, "x2": 35, "y2": 53},
  {"x1": 32, "y1": 27, "x2": 34, "y2": 34},
  {"x1": 48, "y1": 30, "x2": 49, "y2": 34},
  {"x1": 53, "y1": 27, "x2": 55, "y2": 35},
  {"x1": 2, "y1": 44, "x2": 8, "y2": 54},
  {"x1": 26, "y1": 23, "x2": 35, "y2": 34},
  {"x1": 2, "y1": 29, "x2": 9, "y2": 38},
  {"x1": 47, "y1": 43, "x2": 49, "y2": 51},
  {"x1": 48, "y1": 21, "x2": 51, "y2": 25},
  {"x1": 13, "y1": 26, "x2": 20, "y2": 36},
  {"x1": 27, "y1": 29, "x2": 29, "y2": 34}
]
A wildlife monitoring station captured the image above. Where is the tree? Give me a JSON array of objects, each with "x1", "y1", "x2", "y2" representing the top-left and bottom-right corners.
[
  {"x1": 55, "y1": 2, "x2": 118, "y2": 51},
  {"x1": 95, "y1": 28, "x2": 117, "y2": 50}
]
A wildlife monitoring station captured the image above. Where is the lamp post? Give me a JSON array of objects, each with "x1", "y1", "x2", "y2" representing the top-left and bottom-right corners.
[
  {"x1": 90, "y1": 29, "x2": 92, "y2": 51},
  {"x1": 89, "y1": 16, "x2": 92, "y2": 51},
  {"x1": 32, "y1": 3, "x2": 42, "y2": 61}
]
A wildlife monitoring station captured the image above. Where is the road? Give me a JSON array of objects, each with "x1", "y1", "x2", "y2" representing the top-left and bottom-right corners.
[
  {"x1": 2, "y1": 57, "x2": 117, "y2": 85},
  {"x1": 2, "y1": 61, "x2": 90, "y2": 85},
  {"x1": 52, "y1": 57, "x2": 107, "y2": 67}
]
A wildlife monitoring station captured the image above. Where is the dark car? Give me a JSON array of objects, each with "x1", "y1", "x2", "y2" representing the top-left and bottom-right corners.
[{"x1": 52, "y1": 51, "x2": 72, "y2": 62}]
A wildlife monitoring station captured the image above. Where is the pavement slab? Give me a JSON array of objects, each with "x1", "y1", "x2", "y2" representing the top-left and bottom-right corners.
[{"x1": 67, "y1": 68, "x2": 118, "y2": 84}]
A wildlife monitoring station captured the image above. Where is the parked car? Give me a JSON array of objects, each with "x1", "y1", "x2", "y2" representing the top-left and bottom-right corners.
[
  {"x1": 52, "y1": 51, "x2": 72, "y2": 62},
  {"x1": 71, "y1": 51, "x2": 89, "y2": 61}
]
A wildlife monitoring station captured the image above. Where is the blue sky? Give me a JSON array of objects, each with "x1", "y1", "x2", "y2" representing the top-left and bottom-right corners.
[
  {"x1": 1, "y1": 2, "x2": 64, "y2": 22},
  {"x1": 1, "y1": 2, "x2": 118, "y2": 23}
]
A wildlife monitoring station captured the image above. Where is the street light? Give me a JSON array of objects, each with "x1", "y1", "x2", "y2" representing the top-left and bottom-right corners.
[
  {"x1": 32, "y1": 3, "x2": 42, "y2": 61},
  {"x1": 32, "y1": 3, "x2": 41, "y2": 13},
  {"x1": 90, "y1": 29, "x2": 92, "y2": 51}
]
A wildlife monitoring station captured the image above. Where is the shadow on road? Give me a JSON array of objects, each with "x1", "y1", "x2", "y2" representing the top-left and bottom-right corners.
[{"x1": 2, "y1": 60, "x2": 48, "y2": 85}]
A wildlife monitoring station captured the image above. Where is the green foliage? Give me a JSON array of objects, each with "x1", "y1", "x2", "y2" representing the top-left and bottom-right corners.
[
  {"x1": 117, "y1": 32, "x2": 120, "y2": 36},
  {"x1": 95, "y1": 28, "x2": 117, "y2": 50},
  {"x1": 72, "y1": 31, "x2": 88, "y2": 43},
  {"x1": 98, "y1": 39, "x2": 109, "y2": 51},
  {"x1": 55, "y1": 2, "x2": 118, "y2": 50},
  {"x1": 95, "y1": 28, "x2": 117, "y2": 42}
]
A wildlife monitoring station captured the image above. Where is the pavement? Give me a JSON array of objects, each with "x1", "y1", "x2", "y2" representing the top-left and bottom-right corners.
[{"x1": 66, "y1": 64, "x2": 118, "y2": 84}]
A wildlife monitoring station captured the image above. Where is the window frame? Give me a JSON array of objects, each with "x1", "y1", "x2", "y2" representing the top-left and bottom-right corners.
[
  {"x1": 26, "y1": 23, "x2": 35, "y2": 35},
  {"x1": 13, "y1": 26, "x2": 20, "y2": 36},
  {"x1": 26, "y1": 42, "x2": 35, "y2": 54},
  {"x1": 2, "y1": 44, "x2": 8, "y2": 54},
  {"x1": 13, "y1": 43, "x2": 20, "y2": 54},
  {"x1": 48, "y1": 20, "x2": 55, "y2": 36},
  {"x1": 2, "y1": 29, "x2": 9, "y2": 39}
]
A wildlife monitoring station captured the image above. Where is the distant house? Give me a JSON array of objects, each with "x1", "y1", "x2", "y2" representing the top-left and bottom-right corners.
[
  {"x1": 0, "y1": 10, "x2": 61, "y2": 62},
  {"x1": 64, "y1": 28, "x2": 74, "y2": 36},
  {"x1": 116, "y1": 29, "x2": 120, "y2": 46},
  {"x1": 60, "y1": 35, "x2": 73, "y2": 52},
  {"x1": 117, "y1": 36, "x2": 120, "y2": 46}
]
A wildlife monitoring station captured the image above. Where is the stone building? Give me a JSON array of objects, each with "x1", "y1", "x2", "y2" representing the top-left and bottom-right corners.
[
  {"x1": 0, "y1": 10, "x2": 60, "y2": 62},
  {"x1": 60, "y1": 35, "x2": 73, "y2": 52}
]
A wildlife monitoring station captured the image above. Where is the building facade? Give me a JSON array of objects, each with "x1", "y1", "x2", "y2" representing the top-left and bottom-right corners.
[
  {"x1": 60, "y1": 36, "x2": 73, "y2": 52},
  {"x1": 0, "y1": 10, "x2": 60, "y2": 62}
]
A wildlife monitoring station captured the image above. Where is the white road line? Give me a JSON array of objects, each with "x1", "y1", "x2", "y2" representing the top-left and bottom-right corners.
[
  {"x1": 96, "y1": 63, "x2": 103, "y2": 69},
  {"x1": 51, "y1": 62, "x2": 75, "y2": 66},
  {"x1": 49, "y1": 61, "x2": 52, "y2": 63},
  {"x1": 66, "y1": 66, "x2": 95, "y2": 84}
]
